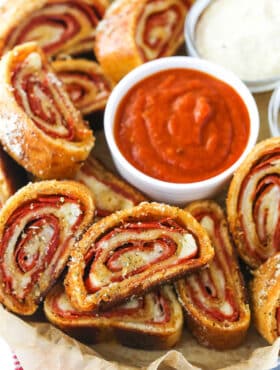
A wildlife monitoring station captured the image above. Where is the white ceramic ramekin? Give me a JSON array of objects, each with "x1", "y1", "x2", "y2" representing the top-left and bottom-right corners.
[
  {"x1": 104, "y1": 56, "x2": 259, "y2": 205},
  {"x1": 185, "y1": 0, "x2": 280, "y2": 93},
  {"x1": 268, "y1": 86, "x2": 280, "y2": 137}
]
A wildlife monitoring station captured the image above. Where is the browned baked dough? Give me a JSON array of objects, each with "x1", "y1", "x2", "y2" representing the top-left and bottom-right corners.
[
  {"x1": 0, "y1": 0, "x2": 108, "y2": 57},
  {"x1": 227, "y1": 137, "x2": 280, "y2": 268},
  {"x1": 176, "y1": 201, "x2": 250, "y2": 350},
  {"x1": 52, "y1": 59, "x2": 114, "y2": 115},
  {"x1": 251, "y1": 253, "x2": 280, "y2": 344},
  {"x1": 0, "y1": 147, "x2": 27, "y2": 208},
  {"x1": 65, "y1": 202, "x2": 214, "y2": 312},
  {"x1": 0, "y1": 42, "x2": 94, "y2": 179},
  {"x1": 0, "y1": 180, "x2": 95, "y2": 315},
  {"x1": 75, "y1": 154, "x2": 146, "y2": 218},
  {"x1": 94, "y1": 0, "x2": 194, "y2": 82},
  {"x1": 44, "y1": 283, "x2": 183, "y2": 349}
]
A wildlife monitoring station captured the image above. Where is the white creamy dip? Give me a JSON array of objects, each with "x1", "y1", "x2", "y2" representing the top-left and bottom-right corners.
[{"x1": 195, "y1": 0, "x2": 280, "y2": 81}]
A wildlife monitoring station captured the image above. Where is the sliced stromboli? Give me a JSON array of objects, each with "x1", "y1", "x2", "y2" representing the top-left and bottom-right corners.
[
  {"x1": 251, "y1": 253, "x2": 280, "y2": 344},
  {"x1": 0, "y1": 147, "x2": 27, "y2": 209},
  {"x1": 75, "y1": 155, "x2": 146, "y2": 218},
  {"x1": 0, "y1": 180, "x2": 95, "y2": 315},
  {"x1": 44, "y1": 283, "x2": 183, "y2": 349},
  {"x1": 0, "y1": 42, "x2": 94, "y2": 179},
  {"x1": 176, "y1": 201, "x2": 250, "y2": 350},
  {"x1": 227, "y1": 137, "x2": 280, "y2": 268},
  {"x1": 94, "y1": 0, "x2": 193, "y2": 82},
  {"x1": 0, "y1": 0, "x2": 108, "y2": 57},
  {"x1": 52, "y1": 59, "x2": 114, "y2": 115},
  {"x1": 65, "y1": 202, "x2": 214, "y2": 312}
]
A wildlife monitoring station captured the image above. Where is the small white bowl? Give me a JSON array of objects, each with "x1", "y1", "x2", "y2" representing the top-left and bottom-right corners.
[
  {"x1": 104, "y1": 56, "x2": 259, "y2": 205},
  {"x1": 268, "y1": 85, "x2": 280, "y2": 137},
  {"x1": 185, "y1": 0, "x2": 280, "y2": 93}
]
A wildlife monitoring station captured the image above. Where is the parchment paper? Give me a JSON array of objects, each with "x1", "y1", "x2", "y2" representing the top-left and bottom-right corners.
[{"x1": 0, "y1": 91, "x2": 279, "y2": 370}]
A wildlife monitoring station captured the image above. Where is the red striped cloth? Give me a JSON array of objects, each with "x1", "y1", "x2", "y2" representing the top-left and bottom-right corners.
[
  {"x1": 0, "y1": 338, "x2": 24, "y2": 370},
  {"x1": 13, "y1": 353, "x2": 23, "y2": 370}
]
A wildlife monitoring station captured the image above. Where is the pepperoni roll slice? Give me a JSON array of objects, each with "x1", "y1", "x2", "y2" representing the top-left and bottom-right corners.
[
  {"x1": 94, "y1": 0, "x2": 193, "y2": 82},
  {"x1": 227, "y1": 137, "x2": 280, "y2": 268},
  {"x1": 0, "y1": 0, "x2": 108, "y2": 57},
  {"x1": 0, "y1": 180, "x2": 95, "y2": 315},
  {"x1": 52, "y1": 59, "x2": 113, "y2": 115},
  {"x1": 251, "y1": 253, "x2": 280, "y2": 344},
  {"x1": 44, "y1": 283, "x2": 183, "y2": 349},
  {"x1": 75, "y1": 155, "x2": 146, "y2": 219},
  {"x1": 65, "y1": 202, "x2": 214, "y2": 312},
  {"x1": 176, "y1": 201, "x2": 250, "y2": 350},
  {"x1": 0, "y1": 148, "x2": 27, "y2": 209},
  {"x1": 0, "y1": 43, "x2": 94, "y2": 179}
]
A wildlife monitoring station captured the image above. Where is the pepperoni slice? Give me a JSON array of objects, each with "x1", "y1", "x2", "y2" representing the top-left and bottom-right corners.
[
  {"x1": 227, "y1": 138, "x2": 280, "y2": 268},
  {"x1": 2, "y1": 0, "x2": 108, "y2": 57},
  {"x1": 0, "y1": 43, "x2": 94, "y2": 179},
  {"x1": 0, "y1": 180, "x2": 95, "y2": 315},
  {"x1": 52, "y1": 59, "x2": 114, "y2": 116},
  {"x1": 65, "y1": 202, "x2": 213, "y2": 312},
  {"x1": 75, "y1": 155, "x2": 146, "y2": 219},
  {"x1": 44, "y1": 283, "x2": 183, "y2": 349},
  {"x1": 176, "y1": 200, "x2": 250, "y2": 350}
]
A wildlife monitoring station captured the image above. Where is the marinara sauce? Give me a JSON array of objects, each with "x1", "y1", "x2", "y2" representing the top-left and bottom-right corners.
[{"x1": 114, "y1": 69, "x2": 250, "y2": 183}]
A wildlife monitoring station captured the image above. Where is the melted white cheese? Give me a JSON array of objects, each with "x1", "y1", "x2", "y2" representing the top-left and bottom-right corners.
[
  {"x1": 4, "y1": 201, "x2": 82, "y2": 299},
  {"x1": 57, "y1": 292, "x2": 75, "y2": 312},
  {"x1": 89, "y1": 229, "x2": 198, "y2": 288},
  {"x1": 177, "y1": 233, "x2": 197, "y2": 259},
  {"x1": 119, "y1": 297, "x2": 141, "y2": 310},
  {"x1": 23, "y1": 52, "x2": 42, "y2": 71},
  {"x1": 76, "y1": 170, "x2": 133, "y2": 212},
  {"x1": 152, "y1": 297, "x2": 165, "y2": 323},
  {"x1": 135, "y1": 0, "x2": 184, "y2": 60},
  {"x1": 200, "y1": 216, "x2": 214, "y2": 235},
  {"x1": 60, "y1": 203, "x2": 82, "y2": 228},
  {"x1": 240, "y1": 158, "x2": 280, "y2": 257},
  {"x1": 219, "y1": 301, "x2": 234, "y2": 316}
]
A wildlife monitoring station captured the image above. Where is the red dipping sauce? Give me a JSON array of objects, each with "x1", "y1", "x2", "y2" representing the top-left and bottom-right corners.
[{"x1": 114, "y1": 69, "x2": 250, "y2": 183}]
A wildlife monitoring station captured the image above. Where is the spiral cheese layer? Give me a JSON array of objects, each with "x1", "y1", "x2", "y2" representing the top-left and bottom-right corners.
[
  {"x1": 5, "y1": 0, "x2": 106, "y2": 56},
  {"x1": 135, "y1": 0, "x2": 191, "y2": 61},
  {"x1": 237, "y1": 151, "x2": 280, "y2": 264},
  {"x1": 11, "y1": 51, "x2": 80, "y2": 139},
  {"x1": 53, "y1": 60, "x2": 112, "y2": 115},
  {"x1": 0, "y1": 195, "x2": 83, "y2": 301},
  {"x1": 75, "y1": 156, "x2": 145, "y2": 218},
  {"x1": 85, "y1": 218, "x2": 198, "y2": 292},
  {"x1": 51, "y1": 284, "x2": 171, "y2": 324},
  {"x1": 185, "y1": 205, "x2": 240, "y2": 322},
  {"x1": 251, "y1": 252, "x2": 280, "y2": 344}
]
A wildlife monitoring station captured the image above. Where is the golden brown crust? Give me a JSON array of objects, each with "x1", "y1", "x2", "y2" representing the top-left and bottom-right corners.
[
  {"x1": 227, "y1": 137, "x2": 280, "y2": 268},
  {"x1": 75, "y1": 154, "x2": 147, "y2": 218},
  {"x1": 51, "y1": 59, "x2": 114, "y2": 115},
  {"x1": 44, "y1": 283, "x2": 183, "y2": 349},
  {"x1": 94, "y1": 0, "x2": 143, "y2": 83},
  {"x1": 0, "y1": 180, "x2": 95, "y2": 315},
  {"x1": 65, "y1": 202, "x2": 214, "y2": 312},
  {"x1": 0, "y1": 0, "x2": 109, "y2": 57},
  {"x1": 176, "y1": 200, "x2": 250, "y2": 350},
  {"x1": 94, "y1": 0, "x2": 193, "y2": 82},
  {"x1": 0, "y1": 43, "x2": 94, "y2": 179},
  {"x1": 251, "y1": 253, "x2": 280, "y2": 344}
]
